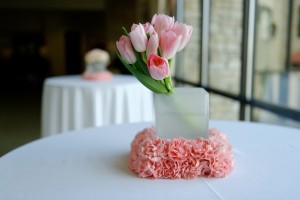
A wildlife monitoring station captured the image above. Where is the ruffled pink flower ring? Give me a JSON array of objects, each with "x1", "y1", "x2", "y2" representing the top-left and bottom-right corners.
[{"x1": 129, "y1": 127, "x2": 234, "y2": 179}]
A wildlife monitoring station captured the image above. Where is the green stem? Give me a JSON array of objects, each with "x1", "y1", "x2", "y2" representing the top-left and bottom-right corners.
[
  {"x1": 164, "y1": 59, "x2": 174, "y2": 93},
  {"x1": 168, "y1": 59, "x2": 173, "y2": 71},
  {"x1": 158, "y1": 47, "x2": 162, "y2": 57},
  {"x1": 142, "y1": 52, "x2": 147, "y2": 63},
  {"x1": 164, "y1": 76, "x2": 174, "y2": 93}
]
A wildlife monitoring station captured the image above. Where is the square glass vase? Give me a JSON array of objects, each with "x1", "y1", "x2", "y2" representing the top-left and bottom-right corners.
[{"x1": 154, "y1": 87, "x2": 209, "y2": 139}]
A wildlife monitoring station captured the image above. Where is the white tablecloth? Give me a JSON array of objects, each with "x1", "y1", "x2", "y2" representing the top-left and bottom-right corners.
[
  {"x1": 42, "y1": 75, "x2": 154, "y2": 137},
  {"x1": 1, "y1": 121, "x2": 300, "y2": 200}
]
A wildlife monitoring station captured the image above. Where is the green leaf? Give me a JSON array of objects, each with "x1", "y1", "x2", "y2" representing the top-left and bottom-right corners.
[
  {"x1": 117, "y1": 52, "x2": 170, "y2": 94},
  {"x1": 134, "y1": 70, "x2": 169, "y2": 94},
  {"x1": 122, "y1": 27, "x2": 129, "y2": 36},
  {"x1": 134, "y1": 51, "x2": 150, "y2": 76},
  {"x1": 164, "y1": 76, "x2": 174, "y2": 93}
]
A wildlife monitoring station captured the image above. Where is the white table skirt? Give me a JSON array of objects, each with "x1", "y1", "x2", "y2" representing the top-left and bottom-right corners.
[
  {"x1": 1, "y1": 120, "x2": 300, "y2": 200},
  {"x1": 42, "y1": 75, "x2": 154, "y2": 137}
]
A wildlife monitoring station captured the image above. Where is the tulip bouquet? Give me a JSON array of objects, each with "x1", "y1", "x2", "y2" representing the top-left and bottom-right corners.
[
  {"x1": 117, "y1": 14, "x2": 234, "y2": 180},
  {"x1": 116, "y1": 14, "x2": 193, "y2": 94}
]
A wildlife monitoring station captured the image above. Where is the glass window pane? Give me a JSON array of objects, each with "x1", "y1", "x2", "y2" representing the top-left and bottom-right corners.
[
  {"x1": 254, "y1": 0, "x2": 300, "y2": 113},
  {"x1": 208, "y1": 0, "x2": 243, "y2": 94},
  {"x1": 210, "y1": 94, "x2": 240, "y2": 120},
  {"x1": 253, "y1": 108, "x2": 300, "y2": 129},
  {"x1": 175, "y1": 0, "x2": 201, "y2": 83},
  {"x1": 253, "y1": 0, "x2": 287, "y2": 104},
  {"x1": 289, "y1": 1, "x2": 300, "y2": 111},
  {"x1": 254, "y1": 1, "x2": 288, "y2": 74},
  {"x1": 254, "y1": 71, "x2": 300, "y2": 110},
  {"x1": 290, "y1": 1, "x2": 300, "y2": 70}
]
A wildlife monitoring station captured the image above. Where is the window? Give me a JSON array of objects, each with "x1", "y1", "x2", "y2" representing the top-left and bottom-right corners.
[{"x1": 175, "y1": 0, "x2": 300, "y2": 128}]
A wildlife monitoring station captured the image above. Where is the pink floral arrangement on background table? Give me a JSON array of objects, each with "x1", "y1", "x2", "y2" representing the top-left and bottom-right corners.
[
  {"x1": 116, "y1": 14, "x2": 234, "y2": 179},
  {"x1": 82, "y1": 49, "x2": 113, "y2": 81}
]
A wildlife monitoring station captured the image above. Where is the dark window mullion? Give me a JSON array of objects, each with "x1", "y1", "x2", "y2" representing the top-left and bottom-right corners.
[
  {"x1": 240, "y1": 0, "x2": 250, "y2": 120},
  {"x1": 200, "y1": 0, "x2": 210, "y2": 87},
  {"x1": 240, "y1": 0, "x2": 256, "y2": 121}
]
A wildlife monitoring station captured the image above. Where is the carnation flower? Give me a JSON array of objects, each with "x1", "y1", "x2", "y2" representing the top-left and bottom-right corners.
[
  {"x1": 138, "y1": 137, "x2": 167, "y2": 162},
  {"x1": 129, "y1": 128, "x2": 234, "y2": 179},
  {"x1": 168, "y1": 137, "x2": 191, "y2": 162}
]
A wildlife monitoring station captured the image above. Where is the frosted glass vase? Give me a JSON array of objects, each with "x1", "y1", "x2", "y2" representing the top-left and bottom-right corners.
[{"x1": 155, "y1": 87, "x2": 209, "y2": 139}]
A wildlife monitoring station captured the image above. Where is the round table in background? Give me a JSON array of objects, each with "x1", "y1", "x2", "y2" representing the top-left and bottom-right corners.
[
  {"x1": 1, "y1": 121, "x2": 300, "y2": 200},
  {"x1": 41, "y1": 75, "x2": 154, "y2": 137}
]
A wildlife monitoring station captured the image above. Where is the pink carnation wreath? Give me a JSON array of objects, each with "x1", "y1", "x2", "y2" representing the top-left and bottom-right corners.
[{"x1": 129, "y1": 127, "x2": 234, "y2": 179}]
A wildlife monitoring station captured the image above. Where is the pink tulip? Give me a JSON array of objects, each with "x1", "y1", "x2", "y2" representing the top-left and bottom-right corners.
[
  {"x1": 147, "y1": 54, "x2": 170, "y2": 80},
  {"x1": 172, "y1": 22, "x2": 193, "y2": 51},
  {"x1": 131, "y1": 22, "x2": 155, "y2": 34},
  {"x1": 146, "y1": 31, "x2": 159, "y2": 57},
  {"x1": 151, "y1": 14, "x2": 175, "y2": 36},
  {"x1": 160, "y1": 29, "x2": 182, "y2": 59},
  {"x1": 129, "y1": 23, "x2": 148, "y2": 52},
  {"x1": 116, "y1": 35, "x2": 137, "y2": 64}
]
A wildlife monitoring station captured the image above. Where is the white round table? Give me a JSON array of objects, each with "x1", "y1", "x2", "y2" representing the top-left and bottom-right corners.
[
  {"x1": 41, "y1": 75, "x2": 154, "y2": 137},
  {"x1": 1, "y1": 121, "x2": 300, "y2": 200}
]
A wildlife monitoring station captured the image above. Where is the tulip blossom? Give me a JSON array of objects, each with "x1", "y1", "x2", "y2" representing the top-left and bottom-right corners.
[
  {"x1": 131, "y1": 22, "x2": 155, "y2": 34},
  {"x1": 147, "y1": 54, "x2": 170, "y2": 80},
  {"x1": 146, "y1": 31, "x2": 159, "y2": 57},
  {"x1": 160, "y1": 29, "x2": 182, "y2": 59},
  {"x1": 151, "y1": 14, "x2": 175, "y2": 36},
  {"x1": 116, "y1": 13, "x2": 193, "y2": 94},
  {"x1": 116, "y1": 35, "x2": 137, "y2": 64},
  {"x1": 129, "y1": 23, "x2": 148, "y2": 52},
  {"x1": 172, "y1": 22, "x2": 193, "y2": 51}
]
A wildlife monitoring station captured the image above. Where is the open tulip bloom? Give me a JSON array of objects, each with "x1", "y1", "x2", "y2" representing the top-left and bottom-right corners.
[{"x1": 116, "y1": 14, "x2": 193, "y2": 94}]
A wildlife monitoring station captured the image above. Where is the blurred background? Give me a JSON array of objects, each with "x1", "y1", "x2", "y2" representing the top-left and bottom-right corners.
[{"x1": 1, "y1": 0, "x2": 300, "y2": 156}]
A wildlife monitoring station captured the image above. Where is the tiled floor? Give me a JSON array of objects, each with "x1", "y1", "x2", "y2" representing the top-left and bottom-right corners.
[{"x1": 0, "y1": 89, "x2": 41, "y2": 156}]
